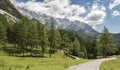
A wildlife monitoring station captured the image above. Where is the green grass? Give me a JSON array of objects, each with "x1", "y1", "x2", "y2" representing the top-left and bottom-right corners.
[
  {"x1": 0, "y1": 51, "x2": 88, "y2": 70},
  {"x1": 100, "y1": 57, "x2": 120, "y2": 70}
]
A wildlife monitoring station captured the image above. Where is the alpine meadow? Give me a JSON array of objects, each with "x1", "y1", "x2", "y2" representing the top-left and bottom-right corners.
[{"x1": 0, "y1": 0, "x2": 120, "y2": 70}]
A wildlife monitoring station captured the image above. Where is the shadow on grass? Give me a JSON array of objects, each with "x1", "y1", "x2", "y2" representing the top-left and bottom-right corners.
[
  {"x1": 18, "y1": 55, "x2": 47, "y2": 58},
  {"x1": 8, "y1": 54, "x2": 48, "y2": 58}
]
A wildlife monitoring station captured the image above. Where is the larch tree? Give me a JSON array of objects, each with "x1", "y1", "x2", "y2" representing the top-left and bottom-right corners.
[
  {"x1": 40, "y1": 24, "x2": 49, "y2": 57},
  {"x1": 100, "y1": 26, "x2": 117, "y2": 57},
  {"x1": 91, "y1": 37, "x2": 97, "y2": 59},
  {"x1": 49, "y1": 22, "x2": 61, "y2": 57},
  {"x1": 0, "y1": 21, "x2": 7, "y2": 44},
  {"x1": 72, "y1": 37, "x2": 80, "y2": 56},
  {"x1": 17, "y1": 17, "x2": 29, "y2": 56}
]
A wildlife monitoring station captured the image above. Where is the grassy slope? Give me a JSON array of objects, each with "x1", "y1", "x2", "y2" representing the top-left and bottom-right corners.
[
  {"x1": 0, "y1": 51, "x2": 88, "y2": 70},
  {"x1": 100, "y1": 57, "x2": 120, "y2": 70}
]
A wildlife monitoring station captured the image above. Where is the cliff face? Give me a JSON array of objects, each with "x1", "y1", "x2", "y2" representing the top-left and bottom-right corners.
[{"x1": 0, "y1": 0, "x2": 23, "y2": 19}]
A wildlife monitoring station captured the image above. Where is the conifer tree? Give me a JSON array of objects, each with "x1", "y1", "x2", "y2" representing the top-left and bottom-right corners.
[
  {"x1": 17, "y1": 17, "x2": 29, "y2": 56},
  {"x1": 61, "y1": 33, "x2": 71, "y2": 57},
  {"x1": 40, "y1": 24, "x2": 49, "y2": 57},
  {"x1": 27, "y1": 21, "x2": 38, "y2": 56},
  {"x1": 72, "y1": 37, "x2": 80, "y2": 56},
  {"x1": 36, "y1": 21, "x2": 42, "y2": 53},
  {"x1": 100, "y1": 26, "x2": 117, "y2": 57},
  {"x1": 0, "y1": 21, "x2": 7, "y2": 44},
  {"x1": 91, "y1": 37, "x2": 97, "y2": 59},
  {"x1": 49, "y1": 23, "x2": 61, "y2": 57}
]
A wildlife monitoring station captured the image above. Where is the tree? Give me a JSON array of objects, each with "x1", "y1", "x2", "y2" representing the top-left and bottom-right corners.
[
  {"x1": 0, "y1": 21, "x2": 7, "y2": 44},
  {"x1": 100, "y1": 26, "x2": 117, "y2": 57},
  {"x1": 40, "y1": 24, "x2": 49, "y2": 57},
  {"x1": 71, "y1": 37, "x2": 80, "y2": 56},
  {"x1": 17, "y1": 17, "x2": 29, "y2": 56},
  {"x1": 77, "y1": 35, "x2": 87, "y2": 58},
  {"x1": 36, "y1": 21, "x2": 43, "y2": 54},
  {"x1": 49, "y1": 23, "x2": 61, "y2": 57},
  {"x1": 27, "y1": 21, "x2": 38, "y2": 56},
  {"x1": 0, "y1": 15, "x2": 8, "y2": 45},
  {"x1": 61, "y1": 32, "x2": 71, "y2": 57},
  {"x1": 91, "y1": 37, "x2": 97, "y2": 59}
]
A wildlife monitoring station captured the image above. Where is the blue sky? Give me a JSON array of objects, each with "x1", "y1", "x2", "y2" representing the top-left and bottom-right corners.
[
  {"x1": 11, "y1": 0, "x2": 120, "y2": 33},
  {"x1": 65, "y1": 0, "x2": 120, "y2": 33}
]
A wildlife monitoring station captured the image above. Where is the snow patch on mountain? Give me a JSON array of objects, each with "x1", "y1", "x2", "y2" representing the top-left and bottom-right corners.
[{"x1": 17, "y1": 7, "x2": 98, "y2": 34}]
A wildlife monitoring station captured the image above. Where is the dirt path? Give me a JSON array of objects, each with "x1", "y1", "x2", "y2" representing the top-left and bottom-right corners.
[{"x1": 67, "y1": 58, "x2": 116, "y2": 70}]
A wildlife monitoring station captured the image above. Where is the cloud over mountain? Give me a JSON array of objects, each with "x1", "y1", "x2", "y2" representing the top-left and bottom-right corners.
[
  {"x1": 9, "y1": 0, "x2": 107, "y2": 29},
  {"x1": 10, "y1": 0, "x2": 86, "y2": 20}
]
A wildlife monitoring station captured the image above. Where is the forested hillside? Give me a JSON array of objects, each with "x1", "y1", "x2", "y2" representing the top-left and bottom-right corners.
[
  {"x1": 0, "y1": 13, "x2": 119, "y2": 59},
  {"x1": 0, "y1": 0, "x2": 120, "y2": 70}
]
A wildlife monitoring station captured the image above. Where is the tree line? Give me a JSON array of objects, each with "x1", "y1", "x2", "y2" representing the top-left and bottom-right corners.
[{"x1": 0, "y1": 15, "x2": 119, "y2": 59}]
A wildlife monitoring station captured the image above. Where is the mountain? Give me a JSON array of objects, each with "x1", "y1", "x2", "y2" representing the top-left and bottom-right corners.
[
  {"x1": 0, "y1": 0, "x2": 22, "y2": 19},
  {"x1": 0, "y1": 0, "x2": 98, "y2": 34},
  {"x1": 112, "y1": 33, "x2": 120, "y2": 44},
  {"x1": 0, "y1": 9, "x2": 18, "y2": 22},
  {"x1": 0, "y1": 0, "x2": 98, "y2": 39},
  {"x1": 17, "y1": 7, "x2": 99, "y2": 38},
  {"x1": 0, "y1": 0, "x2": 119, "y2": 42}
]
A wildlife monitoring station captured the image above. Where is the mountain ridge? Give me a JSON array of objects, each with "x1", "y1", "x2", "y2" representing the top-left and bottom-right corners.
[
  {"x1": 17, "y1": 7, "x2": 99, "y2": 36},
  {"x1": 0, "y1": 0, "x2": 23, "y2": 19},
  {"x1": 0, "y1": 0, "x2": 120, "y2": 42}
]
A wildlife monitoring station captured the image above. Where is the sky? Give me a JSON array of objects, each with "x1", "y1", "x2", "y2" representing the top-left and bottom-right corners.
[{"x1": 10, "y1": 0, "x2": 120, "y2": 33}]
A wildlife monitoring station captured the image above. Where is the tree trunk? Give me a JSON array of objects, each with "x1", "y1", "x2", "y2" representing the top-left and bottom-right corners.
[
  {"x1": 49, "y1": 46, "x2": 52, "y2": 58},
  {"x1": 42, "y1": 51, "x2": 44, "y2": 57},
  {"x1": 23, "y1": 51, "x2": 24, "y2": 57},
  {"x1": 41, "y1": 47, "x2": 44, "y2": 57},
  {"x1": 31, "y1": 52, "x2": 33, "y2": 57}
]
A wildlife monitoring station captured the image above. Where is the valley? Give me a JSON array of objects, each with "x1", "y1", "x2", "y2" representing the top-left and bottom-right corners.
[{"x1": 0, "y1": 0, "x2": 120, "y2": 70}]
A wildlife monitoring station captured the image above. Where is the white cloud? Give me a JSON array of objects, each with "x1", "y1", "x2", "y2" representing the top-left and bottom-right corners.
[
  {"x1": 10, "y1": 0, "x2": 86, "y2": 21},
  {"x1": 112, "y1": 10, "x2": 120, "y2": 16},
  {"x1": 109, "y1": 0, "x2": 120, "y2": 10},
  {"x1": 84, "y1": 10, "x2": 106, "y2": 27},
  {"x1": 101, "y1": 6, "x2": 106, "y2": 11},
  {"x1": 84, "y1": 4, "x2": 106, "y2": 27},
  {"x1": 92, "y1": 3, "x2": 106, "y2": 11},
  {"x1": 10, "y1": 0, "x2": 107, "y2": 29}
]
